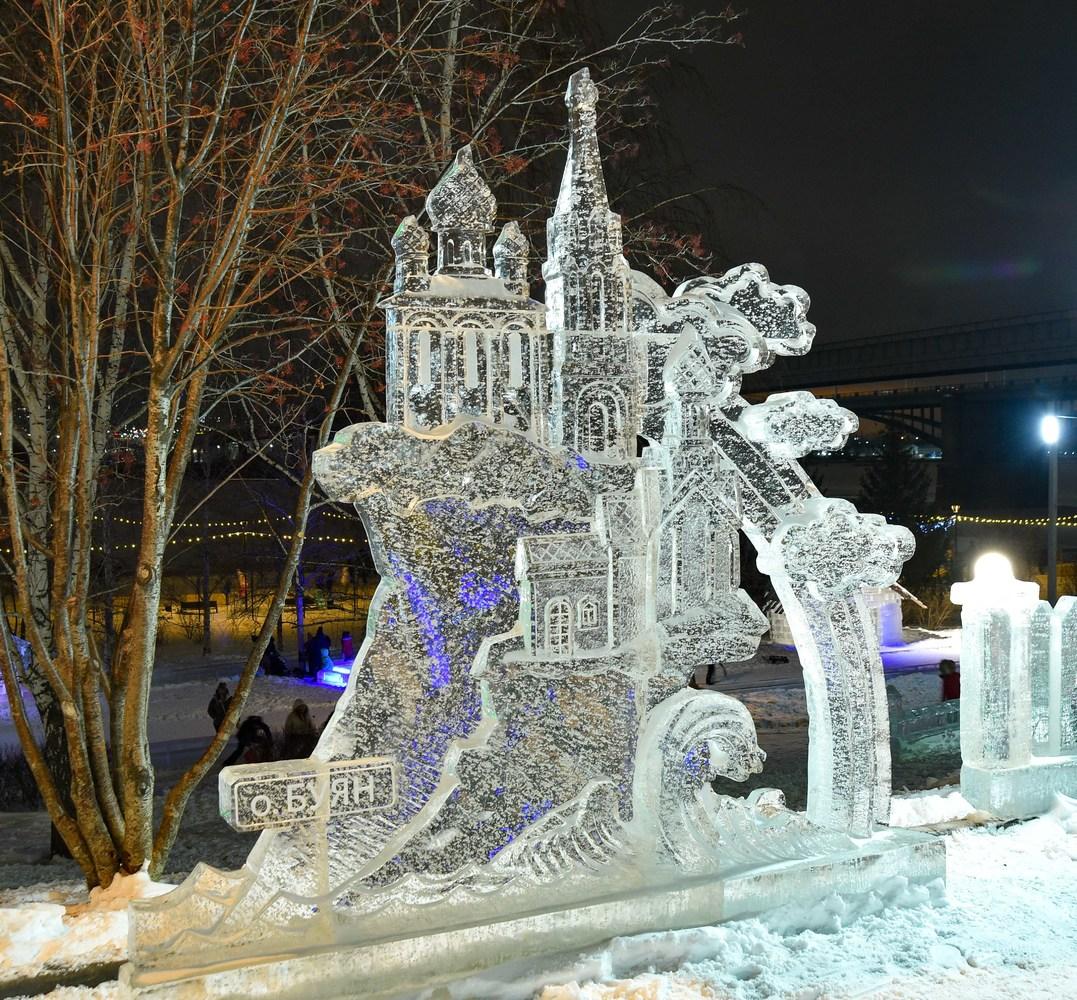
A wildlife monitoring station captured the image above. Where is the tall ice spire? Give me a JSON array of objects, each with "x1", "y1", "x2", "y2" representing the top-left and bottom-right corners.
[{"x1": 543, "y1": 68, "x2": 630, "y2": 333}]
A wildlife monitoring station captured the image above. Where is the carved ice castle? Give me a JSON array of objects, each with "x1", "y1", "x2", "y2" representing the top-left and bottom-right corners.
[
  {"x1": 125, "y1": 70, "x2": 921, "y2": 991},
  {"x1": 382, "y1": 68, "x2": 752, "y2": 667}
]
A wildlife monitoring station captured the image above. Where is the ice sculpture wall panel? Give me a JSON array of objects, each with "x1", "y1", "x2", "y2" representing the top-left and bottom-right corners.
[{"x1": 955, "y1": 556, "x2": 1077, "y2": 816}]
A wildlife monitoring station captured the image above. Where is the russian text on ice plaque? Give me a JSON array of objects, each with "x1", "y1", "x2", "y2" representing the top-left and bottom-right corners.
[{"x1": 219, "y1": 757, "x2": 396, "y2": 833}]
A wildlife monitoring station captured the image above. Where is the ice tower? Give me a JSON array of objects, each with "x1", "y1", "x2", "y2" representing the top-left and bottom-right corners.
[
  {"x1": 384, "y1": 145, "x2": 550, "y2": 436},
  {"x1": 544, "y1": 68, "x2": 638, "y2": 463}
]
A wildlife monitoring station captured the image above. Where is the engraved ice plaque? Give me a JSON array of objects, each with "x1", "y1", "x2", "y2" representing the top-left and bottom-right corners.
[{"x1": 220, "y1": 757, "x2": 397, "y2": 833}]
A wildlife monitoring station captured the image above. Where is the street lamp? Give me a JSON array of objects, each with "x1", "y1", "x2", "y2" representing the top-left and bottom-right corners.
[{"x1": 1040, "y1": 411, "x2": 1074, "y2": 603}]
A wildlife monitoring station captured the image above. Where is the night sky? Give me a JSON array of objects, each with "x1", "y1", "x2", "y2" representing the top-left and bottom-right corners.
[{"x1": 620, "y1": 0, "x2": 1077, "y2": 343}]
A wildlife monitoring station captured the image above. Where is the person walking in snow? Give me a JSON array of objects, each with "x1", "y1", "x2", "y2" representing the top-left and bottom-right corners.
[
  {"x1": 208, "y1": 682, "x2": 231, "y2": 731},
  {"x1": 283, "y1": 700, "x2": 318, "y2": 759},
  {"x1": 939, "y1": 659, "x2": 960, "y2": 701}
]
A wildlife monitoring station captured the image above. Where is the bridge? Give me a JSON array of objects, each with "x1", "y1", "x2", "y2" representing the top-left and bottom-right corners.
[
  {"x1": 752, "y1": 310, "x2": 1077, "y2": 392},
  {"x1": 746, "y1": 310, "x2": 1077, "y2": 510}
]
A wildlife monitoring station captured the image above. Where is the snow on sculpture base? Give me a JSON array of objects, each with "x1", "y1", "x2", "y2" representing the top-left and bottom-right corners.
[
  {"x1": 961, "y1": 759, "x2": 1077, "y2": 818},
  {"x1": 120, "y1": 826, "x2": 943, "y2": 1000}
]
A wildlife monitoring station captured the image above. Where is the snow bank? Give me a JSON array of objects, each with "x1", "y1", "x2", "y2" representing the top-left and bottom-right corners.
[
  {"x1": 0, "y1": 870, "x2": 171, "y2": 985},
  {"x1": 531, "y1": 794, "x2": 1077, "y2": 1000},
  {"x1": 2, "y1": 798, "x2": 1076, "y2": 998},
  {"x1": 540, "y1": 976, "x2": 715, "y2": 999},
  {"x1": 888, "y1": 786, "x2": 980, "y2": 827}
]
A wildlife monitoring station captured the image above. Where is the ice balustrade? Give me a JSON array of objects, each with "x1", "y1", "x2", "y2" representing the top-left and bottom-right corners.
[
  {"x1": 120, "y1": 69, "x2": 943, "y2": 1000},
  {"x1": 953, "y1": 553, "x2": 1077, "y2": 816}
]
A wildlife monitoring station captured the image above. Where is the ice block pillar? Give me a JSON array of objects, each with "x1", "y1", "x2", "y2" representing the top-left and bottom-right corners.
[
  {"x1": 951, "y1": 553, "x2": 1038, "y2": 769},
  {"x1": 1029, "y1": 601, "x2": 1052, "y2": 751},
  {"x1": 1050, "y1": 596, "x2": 1077, "y2": 754}
]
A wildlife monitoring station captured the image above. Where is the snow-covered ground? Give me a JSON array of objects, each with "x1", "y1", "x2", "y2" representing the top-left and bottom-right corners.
[
  {"x1": 0, "y1": 791, "x2": 1074, "y2": 999},
  {"x1": 1, "y1": 652, "x2": 346, "y2": 758},
  {"x1": 510, "y1": 794, "x2": 1077, "y2": 1000},
  {"x1": 1, "y1": 629, "x2": 1016, "y2": 998}
]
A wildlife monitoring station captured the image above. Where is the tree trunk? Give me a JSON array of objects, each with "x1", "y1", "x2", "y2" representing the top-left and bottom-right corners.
[
  {"x1": 295, "y1": 563, "x2": 306, "y2": 668},
  {"x1": 201, "y1": 547, "x2": 212, "y2": 656}
]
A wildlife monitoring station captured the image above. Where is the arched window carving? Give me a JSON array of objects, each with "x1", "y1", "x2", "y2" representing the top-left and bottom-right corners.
[
  {"x1": 417, "y1": 330, "x2": 432, "y2": 385},
  {"x1": 585, "y1": 400, "x2": 611, "y2": 453},
  {"x1": 508, "y1": 331, "x2": 524, "y2": 388},
  {"x1": 575, "y1": 384, "x2": 624, "y2": 456},
  {"x1": 577, "y1": 598, "x2": 598, "y2": 628},
  {"x1": 463, "y1": 330, "x2": 479, "y2": 388},
  {"x1": 567, "y1": 271, "x2": 580, "y2": 318},
  {"x1": 545, "y1": 598, "x2": 573, "y2": 655},
  {"x1": 589, "y1": 271, "x2": 605, "y2": 328}
]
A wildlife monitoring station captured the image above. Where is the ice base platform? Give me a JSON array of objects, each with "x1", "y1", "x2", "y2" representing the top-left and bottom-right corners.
[
  {"x1": 962, "y1": 757, "x2": 1077, "y2": 818},
  {"x1": 119, "y1": 827, "x2": 944, "y2": 1000}
]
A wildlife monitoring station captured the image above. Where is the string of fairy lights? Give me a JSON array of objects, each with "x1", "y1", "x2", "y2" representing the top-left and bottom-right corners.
[
  {"x1": 97, "y1": 510, "x2": 1077, "y2": 532},
  {"x1": 4, "y1": 510, "x2": 1068, "y2": 558},
  {"x1": 0, "y1": 511, "x2": 366, "y2": 555},
  {"x1": 917, "y1": 513, "x2": 1077, "y2": 531},
  {"x1": 102, "y1": 509, "x2": 359, "y2": 528}
]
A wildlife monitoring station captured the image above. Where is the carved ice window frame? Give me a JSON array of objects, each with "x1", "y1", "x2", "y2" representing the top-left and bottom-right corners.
[
  {"x1": 507, "y1": 331, "x2": 524, "y2": 388},
  {"x1": 545, "y1": 598, "x2": 573, "y2": 655},
  {"x1": 417, "y1": 330, "x2": 433, "y2": 386},
  {"x1": 577, "y1": 598, "x2": 598, "y2": 628},
  {"x1": 463, "y1": 330, "x2": 480, "y2": 388}
]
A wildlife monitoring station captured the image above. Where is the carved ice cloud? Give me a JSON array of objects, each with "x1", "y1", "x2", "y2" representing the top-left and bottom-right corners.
[
  {"x1": 759, "y1": 497, "x2": 914, "y2": 602},
  {"x1": 677, "y1": 263, "x2": 815, "y2": 359},
  {"x1": 740, "y1": 392, "x2": 858, "y2": 459}
]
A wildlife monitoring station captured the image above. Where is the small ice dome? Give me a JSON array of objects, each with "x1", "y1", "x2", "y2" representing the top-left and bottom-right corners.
[
  {"x1": 493, "y1": 221, "x2": 529, "y2": 260},
  {"x1": 566, "y1": 67, "x2": 598, "y2": 111},
  {"x1": 425, "y1": 145, "x2": 496, "y2": 233},
  {"x1": 391, "y1": 215, "x2": 429, "y2": 254}
]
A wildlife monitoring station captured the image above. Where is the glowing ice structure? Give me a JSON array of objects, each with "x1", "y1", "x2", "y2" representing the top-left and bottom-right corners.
[
  {"x1": 122, "y1": 70, "x2": 942, "y2": 999},
  {"x1": 954, "y1": 553, "x2": 1077, "y2": 816}
]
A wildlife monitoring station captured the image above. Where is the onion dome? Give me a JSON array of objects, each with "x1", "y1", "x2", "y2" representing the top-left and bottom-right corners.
[
  {"x1": 493, "y1": 221, "x2": 529, "y2": 261},
  {"x1": 425, "y1": 145, "x2": 496, "y2": 233},
  {"x1": 391, "y1": 215, "x2": 429, "y2": 255}
]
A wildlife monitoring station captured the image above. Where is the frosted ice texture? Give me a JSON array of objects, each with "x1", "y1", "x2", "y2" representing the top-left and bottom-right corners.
[
  {"x1": 1052, "y1": 597, "x2": 1077, "y2": 754},
  {"x1": 128, "y1": 68, "x2": 914, "y2": 973},
  {"x1": 952, "y1": 561, "x2": 1038, "y2": 768},
  {"x1": 953, "y1": 561, "x2": 1077, "y2": 770},
  {"x1": 954, "y1": 564, "x2": 1077, "y2": 815},
  {"x1": 740, "y1": 392, "x2": 859, "y2": 459},
  {"x1": 1030, "y1": 601, "x2": 1052, "y2": 750}
]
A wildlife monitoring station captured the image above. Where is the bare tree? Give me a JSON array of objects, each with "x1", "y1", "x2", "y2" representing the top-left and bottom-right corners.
[{"x1": 0, "y1": 0, "x2": 743, "y2": 887}]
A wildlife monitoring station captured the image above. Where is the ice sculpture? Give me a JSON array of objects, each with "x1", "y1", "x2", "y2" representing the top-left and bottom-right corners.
[
  {"x1": 954, "y1": 553, "x2": 1077, "y2": 816},
  {"x1": 122, "y1": 69, "x2": 941, "y2": 998}
]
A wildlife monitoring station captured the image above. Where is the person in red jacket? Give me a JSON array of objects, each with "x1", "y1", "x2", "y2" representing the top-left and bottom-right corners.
[{"x1": 939, "y1": 658, "x2": 961, "y2": 701}]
